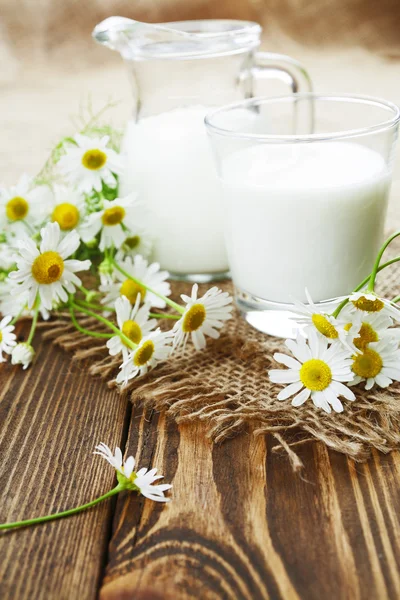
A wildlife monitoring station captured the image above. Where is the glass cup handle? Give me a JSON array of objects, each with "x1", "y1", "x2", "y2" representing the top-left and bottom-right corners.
[{"x1": 251, "y1": 52, "x2": 314, "y2": 132}]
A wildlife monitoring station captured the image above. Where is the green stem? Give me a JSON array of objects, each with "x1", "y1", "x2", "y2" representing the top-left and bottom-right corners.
[
  {"x1": 104, "y1": 246, "x2": 113, "y2": 262},
  {"x1": 368, "y1": 231, "x2": 400, "y2": 292},
  {"x1": 149, "y1": 312, "x2": 180, "y2": 321},
  {"x1": 70, "y1": 302, "x2": 136, "y2": 349},
  {"x1": 76, "y1": 299, "x2": 115, "y2": 312},
  {"x1": 0, "y1": 486, "x2": 122, "y2": 531},
  {"x1": 78, "y1": 284, "x2": 99, "y2": 299},
  {"x1": 69, "y1": 305, "x2": 113, "y2": 339},
  {"x1": 332, "y1": 255, "x2": 400, "y2": 318},
  {"x1": 10, "y1": 306, "x2": 26, "y2": 326},
  {"x1": 112, "y1": 260, "x2": 184, "y2": 315},
  {"x1": 26, "y1": 301, "x2": 40, "y2": 345},
  {"x1": 392, "y1": 295, "x2": 400, "y2": 304}
]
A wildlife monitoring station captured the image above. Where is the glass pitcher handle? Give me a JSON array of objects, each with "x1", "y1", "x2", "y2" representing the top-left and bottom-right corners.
[
  {"x1": 252, "y1": 52, "x2": 312, "y2": 94},
  {"x1": 251, "y1": 52, "x2": 314, "y2": 133}
]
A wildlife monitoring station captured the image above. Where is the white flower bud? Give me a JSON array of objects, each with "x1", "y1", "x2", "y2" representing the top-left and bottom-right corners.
[{"x1": 11, "y1": 343, "x2": 35, "y2": 370}]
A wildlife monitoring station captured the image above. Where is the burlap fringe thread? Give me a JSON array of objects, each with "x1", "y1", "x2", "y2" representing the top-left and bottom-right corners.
[{"x1": 38, "y1": 248, "x2": 400, "y2": 472}]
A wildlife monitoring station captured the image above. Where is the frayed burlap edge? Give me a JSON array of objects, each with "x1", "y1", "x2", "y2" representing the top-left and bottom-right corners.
[{"x1": 39, "y1": 265, "x2": 400, "y2": 472}]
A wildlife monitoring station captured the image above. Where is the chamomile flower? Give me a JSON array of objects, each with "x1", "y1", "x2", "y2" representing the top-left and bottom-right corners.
[
  {"x1": 9, "y1": 222, "x2": 91, "y2": 310},
  {"x1": 292, "y1": 288, "x2": 350, "y2": 347},
  {"x1": 345, "y1": 312, "x2": 399, "y2": 352},
  {"x1": 93, "y1": 443, "x2": 124, "y2": 471},
  {"x1": 0, "y1": 174, "x2": 44, "y2": 233},
  {"x1": 80, "y1": 194, "x2": 141, "y2": 251},
  {"x1": 344, "y1": 291, "x2": 400, "y2": 322},
  {"x1": 11, "y1": 342, "x2": 35, "y2": 369},
  {"x1": 100, "y1": 255, "x2": 171, "y2": 309},
  {"x1": 0, "y1": 283, "x2": 50, "y2": 321},
  {"x1": 269, "y1": 331, "x2": 355, "y2": 414},
  {"x1": 58, "y1": 134, "x2": 124, "y2": 194},
  {"x1": 106, "y1": 294, "x2": 157, "y2": 359},
  {"x1": 0, "y1": 315, "x2": 16, "y2": 361},
  {"x1": 116, "y1": 329, "x2": 173, "y2": 386},
  {"x1": 134, "y1": 468, "x2": 172, "y2": 503},
  {"x1": 350, "y1": 338, "x2": 400, "y2": 390},
  {"x1": 0, "y1": 242, "x2": 16, "y2": 271},
  {"x1": 172, "y1": 284, "x2": 233, "y2": 351},
  {"x1": 115, "y1": 227, "x2": 153, "y2": 261},
  {"x1": 94, "y1": 442, "x2": 172, "y2": 502},
  {"x1": 49, "y1": 185, "x2": 87, "y2": 234}
]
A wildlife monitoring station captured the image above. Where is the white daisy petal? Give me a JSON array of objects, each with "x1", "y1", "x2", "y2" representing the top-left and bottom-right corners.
[
  {"x1": 285, "y1": 338, "x2": 311, "y2": 363},
  {"x1": 273, "y1": 353, "x2": 302, "y2": 370},
  {"x1": 124, "y1": 456, "x2": 135, "y2": 479},
  {"x1": 312, "y1": 391, "x2": 331, "y2": 413},
  {"x1": 330, "y1": 381, "x2": 356, "y2": 401},
  {"x1": 375, "y1": 373, "x2": 392, "y2": 388},
  {"x1": 269, "y1": 369, "x2": 300, "y2": 384},
  {"x1": 291, "y1": 388, "x2": 311, "y2": 406},
  {"x1": 277, "y1": 381, "x2": 303, "y2": 400}
]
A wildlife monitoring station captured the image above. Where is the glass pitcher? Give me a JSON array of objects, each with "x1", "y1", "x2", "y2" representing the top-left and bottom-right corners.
[{"x1": 93, "y1": 17, "x2": 312, "y2": 281}]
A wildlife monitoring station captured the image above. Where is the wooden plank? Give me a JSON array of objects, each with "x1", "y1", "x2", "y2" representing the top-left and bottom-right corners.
[
  {"x1": 0, "y1": 327, "x2": 129, "y2": 600},
  {"x1": 1, "y1": 329, "x2": 399, "y2": 599},
  {"x1": 101, "y1": 409, "x2": 400, "y2": 600}
]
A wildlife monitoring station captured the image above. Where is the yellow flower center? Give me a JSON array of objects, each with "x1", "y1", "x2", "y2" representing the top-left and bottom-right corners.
[
  {"x1": 354, "y1": 323, "x2": 379, "y2": 351},
  {"x1": 6, "y1": 196, "x2": 29, "y2": 221},
  {"x1": 125, "y1": 235, "x2": 140, "y2": 249},
  {"x1": 120, "y1": 279, "x2": 146, "y2": 305},
  {"x1": 133, "y1": 340, "x2": 155, "y2": 366},
  {"x1": 121, "y1": 319, "x2": 142, "y2": 346},
  {"x1": 182, "y1": 304, "x2": 206, "y2": 333},
  {"x1": 344, "y1": 323, "x2": 352, "y2": 332},
  {"x1": 352, "y1": 296, "x2": 384, "y2": 313},
  {"x1": 299, "y1": 358, "x2": 332, "y2": 391},
  {"x1": 101, "y1": 206, "x2": 125, "y2": 226},
  {"x1": 31, "y1": 251, "x2": 64, "y2": 284},
  {"x1": 129, "y1": 471, "x2": 137, "y2": 483},
  {"x1": 52, "y1": 203, "x2": 80, "y2": 231},
  {"x1": 0, "y1": 331, "x2": 3, "y2": 343},
  {"x1": 81, "y1": 149, "x2": 107, "y2": 170},
  {"x1": 352, "y1": 348, "x2": 383, "y2": 378},
  {"x1": 311, "y1": 314, "x2": 339, "y2": 339}
]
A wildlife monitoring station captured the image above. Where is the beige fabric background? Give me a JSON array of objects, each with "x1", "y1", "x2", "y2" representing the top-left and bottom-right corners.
[{"x1": 1, "y1": 0, "x2": 400, "y2": 221}]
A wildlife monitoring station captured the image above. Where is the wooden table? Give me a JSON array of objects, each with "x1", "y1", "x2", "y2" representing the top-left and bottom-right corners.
[{"x1": 1, "y1": 327, "x2": 399, "y2": 600}]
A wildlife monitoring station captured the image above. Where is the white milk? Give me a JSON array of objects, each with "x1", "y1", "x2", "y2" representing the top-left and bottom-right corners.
[
  {"x1": 221, "y1": 142, "x2": 390, "y2": 303},
  {"x1": 120, "y1": 106, "x2": 228, "y2": 275}
]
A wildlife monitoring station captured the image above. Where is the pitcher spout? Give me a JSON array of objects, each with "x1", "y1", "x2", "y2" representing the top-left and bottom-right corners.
[
  {"x1": 92, "y1": 17, "x2": 262, "y2": 60},
  {"x1": 92, "y1": 16, "x2": 198, "y2": 58},
  {"x1": 92, "y1": 17, "x2": 143, "y2": 56}
]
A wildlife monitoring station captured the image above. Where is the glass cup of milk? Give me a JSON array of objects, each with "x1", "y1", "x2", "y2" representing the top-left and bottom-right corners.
[
  {"x1": 205, "y1": 94, "x2": 400, "y2": 337},
  {"x1": 92, "y1": 17, "x2": 312, "y2": 281}
]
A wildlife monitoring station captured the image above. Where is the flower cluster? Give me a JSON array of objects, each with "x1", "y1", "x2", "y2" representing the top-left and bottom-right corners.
[
  {"x1": 270, "y1": 283, "x2": 400, "y2": 414},
  {"x1": 0, "y1": 109, "x2": 233, "y2": 379}
]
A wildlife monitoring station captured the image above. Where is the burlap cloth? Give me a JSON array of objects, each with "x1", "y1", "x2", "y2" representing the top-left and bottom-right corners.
[
  {"x1": 4, "y1": 0, "x2": 400, "y2": 468},
  {"x1": 38, "y1": 239, "x2": 400, "y2": 470}
]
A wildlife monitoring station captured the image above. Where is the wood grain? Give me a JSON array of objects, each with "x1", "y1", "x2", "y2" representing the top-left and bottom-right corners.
[
  {"x1": 101, "y1": 410, "x2": 400, "y2": 600},
  {"x1": 0, "y1": 325, "x2": 129, "y2": 599},
  {"x1": 1, "y1": 331, "x2": 400, "y2": 599}
]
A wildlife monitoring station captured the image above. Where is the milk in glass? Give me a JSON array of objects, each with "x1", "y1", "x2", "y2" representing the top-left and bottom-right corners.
[
  {"x1": 221, "y1": 142, "x2": 390, "y2": 303},
  {"x1": 120, "y1": 106, "x2": 228, "y2": 275}
]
